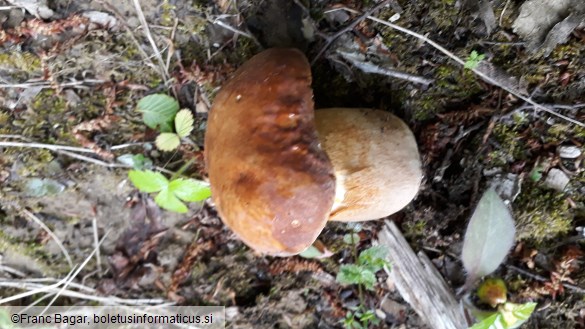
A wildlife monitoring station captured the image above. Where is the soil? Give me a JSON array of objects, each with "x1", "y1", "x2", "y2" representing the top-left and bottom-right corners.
[{"x1": 1, "y1": 0, "x2": 584, "y2": 328}]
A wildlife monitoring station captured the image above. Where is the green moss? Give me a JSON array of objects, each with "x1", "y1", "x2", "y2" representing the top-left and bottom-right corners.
[
  {"x1": 514, "y1": 183, "x2": 573, "y2": 244},
  {"x1": 160, "y1": 0, "x2": 176, "y2": 26},
  {"x1": 0, "y1": 229, "x2": 59, "y2": 276},
  {"x1": 0, "y1": 51, "x2": 42, "y2": 73},
  {"x1": 403, "y1": 219, "x2": 428, "y2": 239},
  {"x1": 489, "y1": 123, "x2": 525, "y2": 163}
]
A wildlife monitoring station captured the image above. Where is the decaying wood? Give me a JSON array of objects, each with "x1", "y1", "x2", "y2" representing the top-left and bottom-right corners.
[{"x1": 378, "y1": 220, "x2": 468, "y2": 329}]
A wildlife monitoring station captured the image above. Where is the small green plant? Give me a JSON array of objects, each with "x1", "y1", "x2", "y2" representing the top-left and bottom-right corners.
[
  {"x1": 464, "y1": 50, "x2": 485, "y2": 70},
  {"x1": 128, "y1": 170, "x2": 211, "y2": 213},
  {"x1": 136, "y1": 94, "x2": 195, "y2": 151},
  {"x1": 461, "y1": 188, "x2": 537, "y2": 328},
  {"x1": 336, "y1": 246, "x2": 390, "y2": 290},
  {"x1": 342, "y1": 307, "x2": 380, "y2": 329},
  {"x1": 336, "y1": 241, "x2": 390, "y2": 329}
]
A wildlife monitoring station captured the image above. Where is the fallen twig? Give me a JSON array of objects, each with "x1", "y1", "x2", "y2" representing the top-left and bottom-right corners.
[
  {"x1": 311, "y1": 0, "x2": 391, "y2": 65},
  {"x1": 506, "y1": 265, "x2": 585, "y2": 295},
  {"x1": 333, "y1": 6, "x2": 584, "y2": 127}
]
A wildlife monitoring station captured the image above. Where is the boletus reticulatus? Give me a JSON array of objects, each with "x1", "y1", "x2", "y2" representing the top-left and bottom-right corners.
[{"x1": 204, "y1": 48, "x2": 422, "y2": 256}]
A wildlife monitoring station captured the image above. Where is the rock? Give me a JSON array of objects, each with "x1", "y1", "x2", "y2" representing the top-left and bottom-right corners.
[
  {"x1": 544, "y1": 168, "x2": 570, "y2": 191},
  {"x1": 558, "y1": 145, "x2": 582, "y2": 159}
]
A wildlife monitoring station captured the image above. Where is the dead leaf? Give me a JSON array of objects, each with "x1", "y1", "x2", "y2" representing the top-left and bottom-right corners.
[
  {"x1": 512, "y1": 0, "x2": 585, "y2": 54},
  {"x1": 6, "y1": 0, "x2": 54, "y2": 19}
]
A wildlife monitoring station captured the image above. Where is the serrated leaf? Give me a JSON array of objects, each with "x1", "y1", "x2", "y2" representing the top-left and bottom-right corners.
[
  {"x1": 155, "y1": 133, "x2": 181, "y2": 151},
  {"x1": 155, "y1": 188, "x2": 188, "y2": 213},
  {"x1": 168, "y1": 178, "x2": 211, "y2": 202},
  {"x1": 358, "y1": 269, "x2": 377, "y2": 290},
  {"x1": 174, "y1": 109, "x2": 194, "y2": 138},
  {"x1": 462, "y1": 188, "x2": 516, "y2": 283},
  {"x1": 336, "y1": 264, "x2": 377, "y2": 290},
  {"x1": 336, "y1": 264, "x2": 364, "y2": 286},
  {"x1": 358, "y1": 246, "x2": 390, "y2": 273},
  {"x1": 137, "y1": 94, "x2": 179, "y2": 132},
  {"x1": 128, "y1": 170, "x2": 168, "y2": 193}
]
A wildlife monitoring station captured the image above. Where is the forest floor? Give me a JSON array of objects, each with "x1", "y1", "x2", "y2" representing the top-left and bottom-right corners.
[{"x1": 0, "y1": 0, "x2": 584, "y2": 328}]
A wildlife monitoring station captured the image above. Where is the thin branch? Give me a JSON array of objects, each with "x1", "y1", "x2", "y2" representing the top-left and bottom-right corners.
[
  {"x1": 21, "y1": 209, "x2": 73, "y2": 269},
  {"x1": 311, "y1": 0, "x2": 391, "y2": 65},
  {"x1": 356, "y1": 11, "x2": 584, "y2": 127},
  {"x1": 0, "y1": 140, "x2": 174, "y2": 174},
  {"x1": 507, "y1": 265, "x2": 585, "y2": 294},
  {"x1": 337, "y1": 49, "x2": 434, "y2": 86},
  {"x1": 0, "y1": 79, "x2": 104, "y2": 89},
  {"x1": 0, "y1": 141, "x2": 99, "y2": 153},
  {"x1": 209, "y1": 18, "x2": 258, "y2": 42}
]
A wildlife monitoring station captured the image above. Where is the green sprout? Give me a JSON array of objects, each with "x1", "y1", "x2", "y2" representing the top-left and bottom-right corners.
[{"x1": 464, "y1": 50, "x2": 485, "y2": 70}]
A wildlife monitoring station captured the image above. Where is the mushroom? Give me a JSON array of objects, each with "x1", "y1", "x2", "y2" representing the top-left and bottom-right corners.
[
  {"x1": 204, "y1": 48, "x2": 336, "y2": 256},
  {"x1": 205, "y1": 48, "x2": 422, "y2": 256},
  {"x1": 315, "y1": 108, "x2": 422, "y2": 222}
]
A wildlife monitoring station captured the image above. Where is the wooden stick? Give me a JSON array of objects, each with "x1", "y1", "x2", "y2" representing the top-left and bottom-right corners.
[{"x1": 377, "y1": 220, "x2": 468, "y2": 329}]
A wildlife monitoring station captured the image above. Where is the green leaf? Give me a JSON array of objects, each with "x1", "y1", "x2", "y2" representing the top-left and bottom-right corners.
[
  {"x1": 336, "y1": 264, "x2": 363, "y2": 286},
  {"x1": 23, "y1": 178, "x2": 65, "y2": 197},
  {"x1": 168, "y1": 178, "x2": 211, "y2": 202},
  {"x1": 336, "y1": 264, "x2": 377, "y2": 290},
  {"x1": 500, "y1": 302, "x2": 537, "y2": 328},
  {"x1": 155, "y1": 133, "x2": 181, "y2": 151},
  {"x1": 174, "y1": 109, "x2": 194, "y2": 138},
  {"x1": 117, "y1": 154, "x2": 152, "y2": 170},
  {"x1": 469, "y1": 312, "x2": 504, "y2": 329},
  {"x1": 461, "y1": 187, "x2": 516, "y2": 283},
  {"x1": 465, "y1": 50, "x2": 486, "y2": 70},
  {"x1": 128, "y1": 170, "x2": 169, "y2": 193},
  {"x1": 137, "y1": 94, "x2": 179, "y2": 132},
  {"x1": 155, "y1": 188, "x2": 188, "y2": 213},
  {"x1": 359, "y1": 269, "x2": 377, "y2": 290},
  {"x1": 358, "y1": 246, "x2": 390, "y2": 273},
  {"x1": 0, "y1": 309, "x2": 15, "y2": 329},
  {"x1": 299, "y1": 245, "x2": 322, "y2": 259},
  {"x1": 343, "y1": 233, "x2": 360, "y2": 245}
]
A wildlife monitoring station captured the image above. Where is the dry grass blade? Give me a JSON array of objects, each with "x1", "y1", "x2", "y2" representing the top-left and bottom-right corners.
[
  {"x1": 131, "y1": 0, "x2": 169, "y2": 83},
  {"x1": 0, "y1": 280, "x2": 171, "y2": 306},
  {"x1": 0, "y1": 231, "x2": 168, "y2": 307},
  {"x1": 40, "y1": 230, "x2": 110, "y2": 312},
  {"x1": 0, "y1": 268, "x2": 76, "y2": 305},
  {"x1": 21, "y1": 209, "x2": 73, "y2": 269},
  {"x1": 0, "y1": 139, "x2": 174, "y2": 174}
]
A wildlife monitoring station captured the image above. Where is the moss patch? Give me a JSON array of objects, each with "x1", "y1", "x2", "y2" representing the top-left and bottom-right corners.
[{"x1": 514, "y1": 182, "x2": 573, "y2": 244}]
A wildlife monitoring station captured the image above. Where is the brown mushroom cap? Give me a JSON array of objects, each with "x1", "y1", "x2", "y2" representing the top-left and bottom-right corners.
[
  {"x1": 204, "y1": 48, "x2": 336, "y2": 256},
  {"x1": 314, "y1": 108, "x2": 422, "y2": 222}
]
